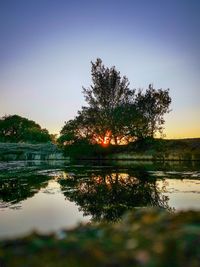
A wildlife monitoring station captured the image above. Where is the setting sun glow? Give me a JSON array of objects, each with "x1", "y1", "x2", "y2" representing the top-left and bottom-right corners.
[{"x1": 99, "y1": 131, "x2": 112, "y2": 147}]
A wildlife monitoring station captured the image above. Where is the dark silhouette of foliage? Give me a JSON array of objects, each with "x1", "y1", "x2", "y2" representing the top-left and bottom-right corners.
[
  {"x1": 0, "y1": 115, "x2": 52, "y2": 143},
  {"x1": 135, "y1": 84, "x2": 171, "y2": 137},
  {"x1": 59, "y1": 58, "x2": 171, "y2": 147},
  {"x1": 82, "y1": 58, "x2": 134, "y2": 145}
]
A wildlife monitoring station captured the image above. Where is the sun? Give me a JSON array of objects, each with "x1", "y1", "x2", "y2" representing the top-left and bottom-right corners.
[
  {"x1": 95, "y1": 130, "x2": 112, "y2": 147},
  {"x1": 101, "y1": 139, "x2": 109, "y2": 147},
  {"x1": 101, "y1": 130, "x2": 111, "y2": 147}
]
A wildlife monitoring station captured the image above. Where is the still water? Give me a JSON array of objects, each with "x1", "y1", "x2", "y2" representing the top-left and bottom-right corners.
[{"x1": 0, "y1": 160, "x2": 200, "y2": 238}]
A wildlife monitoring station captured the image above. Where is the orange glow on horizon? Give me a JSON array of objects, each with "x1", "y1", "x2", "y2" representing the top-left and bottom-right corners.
[
  {"x1": 101, "y1": 130, "x2": 112, "y2": 146},
  {"x1": 52, "y1": 121, "x2": 200, "y2": 141},
  {"x1": 101, "y1": 140, "x2": 109, "y2": 147},
  {"x1": 95, "y1": 130, "x2": 112, "y2": 146}
]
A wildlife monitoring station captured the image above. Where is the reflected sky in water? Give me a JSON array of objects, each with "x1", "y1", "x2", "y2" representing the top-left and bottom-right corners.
[
  {"x1": 157, "y1": 179, "x2": 200, "y2": 210},
  {"x1": 0, "y1": 160, "x2": 200, "y2": 238},
  {"x1": 0, "y1": 179, "x2": 90, "y2": 238}
]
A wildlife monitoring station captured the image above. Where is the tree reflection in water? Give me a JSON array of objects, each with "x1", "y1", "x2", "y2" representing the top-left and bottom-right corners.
[
  {"x1": 58, "y1": 169, "x2": 170, "y2": 222},
  {"x1": 0, "y1": 173, "x2": 50, "y2": 208}
]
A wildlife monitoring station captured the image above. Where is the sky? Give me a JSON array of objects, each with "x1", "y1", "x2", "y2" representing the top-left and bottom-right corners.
[{"x1": 0, "y1": 0, "x2": 200, "y2": 138}]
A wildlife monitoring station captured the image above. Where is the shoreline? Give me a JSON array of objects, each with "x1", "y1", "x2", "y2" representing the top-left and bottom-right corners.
[{"x1": 0, "y1": 140, "x2": 200, "y2": 162}]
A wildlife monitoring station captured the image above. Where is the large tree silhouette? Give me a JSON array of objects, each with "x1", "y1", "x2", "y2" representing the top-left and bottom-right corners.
[{"x1": 59, "y1": 58, "x2": 171, "y2": 146}]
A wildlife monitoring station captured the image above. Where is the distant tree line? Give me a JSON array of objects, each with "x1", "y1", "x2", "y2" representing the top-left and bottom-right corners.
[
  {"x1": 58, "y1": 58, "x2": 171, "y2": 147},
  {"x1": 0, "y1": 115, "x2": 52, "y2": 143}
]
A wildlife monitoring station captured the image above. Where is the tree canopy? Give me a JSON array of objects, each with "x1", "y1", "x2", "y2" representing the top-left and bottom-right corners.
[
  {"x1": 59, "y1": 58, "x2": 171, "y2": 146},
  {"x1": 0, "y1": 115, "x2": 52, "y2": 143}
]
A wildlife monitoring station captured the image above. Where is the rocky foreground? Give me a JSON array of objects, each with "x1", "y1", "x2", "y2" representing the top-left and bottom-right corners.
[{"x1": 0, "y1": 208, "x2": 199, "y2": 267}]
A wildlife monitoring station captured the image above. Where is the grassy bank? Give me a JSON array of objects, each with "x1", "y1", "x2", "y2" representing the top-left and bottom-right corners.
[
  {"x1": 0, "y1": 142, "x2": 65, "y2": 160},
  {"x1": 107, "y1": 138, "x2": 200, "y2": 161},
  {"x1": 0, "y1": 138, "x2": 200, "y2": 161},
  {"x1": 62, "y1": 138, "x2": 200, "y2": 161},
  {"x1": 0, "y1": 208, "x2": 199, "y2": 267}
]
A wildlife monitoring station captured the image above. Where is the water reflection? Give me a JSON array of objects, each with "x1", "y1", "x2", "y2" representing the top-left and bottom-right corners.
[
  {"x1": 0, "y1": 174, "x2": 50, "y2": 209},
  {"x1": 0, "y1": 160, "x2": 66, "y2": 209},
  {"x1": 0, "y1": 161, "x2": 200, "y2": 237},
  {"x1": 71, "y1": 159, "x2": 200, "y2": 172},
  {"x1": 58, "y1": 169, "x2": 170, "y2": 222}
]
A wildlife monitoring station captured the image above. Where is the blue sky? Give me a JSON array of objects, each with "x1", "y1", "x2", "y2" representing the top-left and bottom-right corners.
[{"x1": 0, "y1": 0, "x2": 200, "y2": 138}]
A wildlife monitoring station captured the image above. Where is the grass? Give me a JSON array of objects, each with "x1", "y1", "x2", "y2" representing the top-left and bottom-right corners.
[
  {"x1": 0, "y1": 142, "x2": 62, "y2": 160},
  {"x1": 105, "y1": 138, "x2": 200, "y2": 161},
  {"x1": 1, "y1": 138, "x2": 200, "y2": 161}
]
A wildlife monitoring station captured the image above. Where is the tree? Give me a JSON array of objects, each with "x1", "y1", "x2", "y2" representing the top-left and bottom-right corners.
[
  {"x1": 135, "y1": 84, "x2": 171, "y2": 138},
  {"x1": 0, "y1": 115, "x2": 52, "y2": 143},
  {"x1": 82, "y1": 58, "x2": 135, "y2": 145},
  {"x1": 58, "y1": 112, "x2": 94, "y2": 145},
  {"x1": 59, "y1": 58, "x2": 171, "y2": 146}
]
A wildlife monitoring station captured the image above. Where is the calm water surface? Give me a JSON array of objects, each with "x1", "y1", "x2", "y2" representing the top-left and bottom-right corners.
[{"x1": 0, "y1": 160, "x2": 200, "y2": 238}]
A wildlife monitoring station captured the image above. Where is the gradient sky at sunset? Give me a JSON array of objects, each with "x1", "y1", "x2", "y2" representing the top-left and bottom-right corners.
[{"x1": 0, "y1": 0, "x2": 200, "y2": 138}]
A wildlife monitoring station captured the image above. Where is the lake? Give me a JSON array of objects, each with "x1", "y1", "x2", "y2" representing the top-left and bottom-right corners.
[{"x1": 0, "y1": 160, "x2": 200, "y2": 239}]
